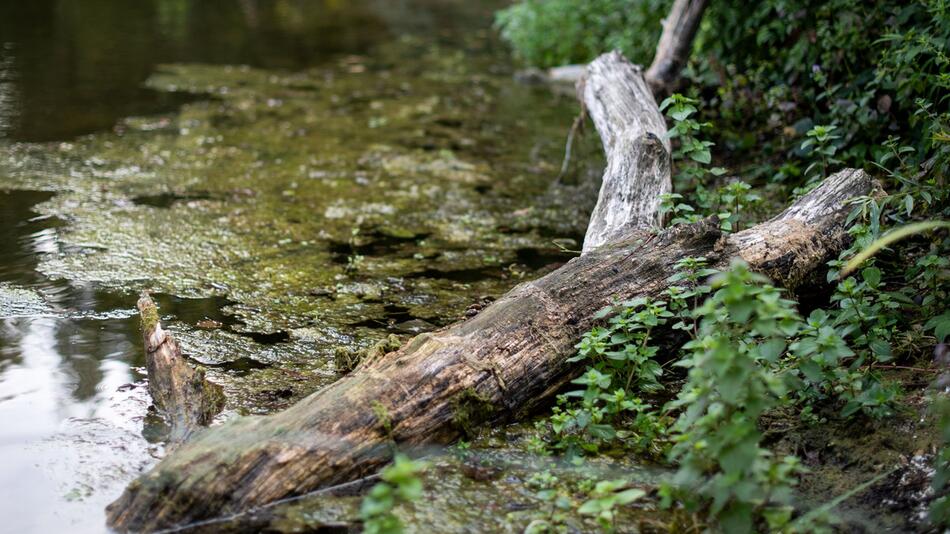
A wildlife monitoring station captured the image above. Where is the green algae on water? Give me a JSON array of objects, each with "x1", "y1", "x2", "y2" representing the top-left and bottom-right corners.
[{"x1": 0, "y1": 35, "x2": 591, "y2": 416}]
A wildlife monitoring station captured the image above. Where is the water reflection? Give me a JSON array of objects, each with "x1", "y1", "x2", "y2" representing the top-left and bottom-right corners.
[
  {"x1": 0, "y1": 43, "x2": 15, "y2": 140},
  {"x1": 0, "y1": 189, "x2": 260, "y2": 532},
  {"x1": 0, "y1": 0, "x2": 496, "y2": 141},
  {"x1": 0, "y1": 188, "x2": 149, "y2": 532}
]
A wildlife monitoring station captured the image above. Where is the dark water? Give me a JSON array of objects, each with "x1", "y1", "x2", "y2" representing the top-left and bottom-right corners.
[
  {"x1": 0, "y1": 0, "x2": 494, "y2": 142},
  {"x1": 0, "y1": 2, "x2": 519, "y2": 532}
]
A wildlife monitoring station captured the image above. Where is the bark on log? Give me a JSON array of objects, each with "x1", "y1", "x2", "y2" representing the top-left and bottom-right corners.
[
  {"x1": 106, "y1": 168, "x2": 876, "y2": 532},
  {"x1": 645, "y1": 0, "x2": 709, "y2": 97},
  {"x1": 581, "y1": 51, "x2": 671, "y2": 253},
  {"x1": 138, "y1": 294, "x2": 224, "y2": 444}
]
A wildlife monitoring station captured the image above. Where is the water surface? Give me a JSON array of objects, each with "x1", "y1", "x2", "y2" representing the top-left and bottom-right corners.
[{"x1": 0, "y1": 1, "x2": 590, "y2": 532}]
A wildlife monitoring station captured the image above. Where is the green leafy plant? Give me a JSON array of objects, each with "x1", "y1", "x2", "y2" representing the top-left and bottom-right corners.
[
  {"x1": 715, "y1": 180, "x2": 761, "y2": 232},
  {"x1": 660, "y1": 94, "x2": 728, "y2": 193},
  {"x1": 841, "y1": 220, "x2": 950, "y2": 275},
  {"x1": 523, "y1": 470, "x2": 574, "y2": 533},
  {"x1": 665, "y1": 260, "x2": 804, "y2": 533},
  {"x1": 577, "y1": 480, "x2": 646, "y2": 532},
  {"x1": 801, "y1": 124, "x2": 842, "y2": 183},
  {"x1": 360, "y1": 454, "x2": 428, "y2": 534},
  {"x1": 665, "y1": 256, "x2": 717, "y2": 336},
  {"x1": 658, "y1": 192, "x2": 700, "y2": 226}
]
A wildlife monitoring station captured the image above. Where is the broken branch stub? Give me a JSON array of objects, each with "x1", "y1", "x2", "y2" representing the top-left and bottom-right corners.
[
  {"x1": 645, "y1": 0, "x2": 710, "y2": 97},
  {"x1": 138, "y1": 294, "x2": 224, "y2": 444}
]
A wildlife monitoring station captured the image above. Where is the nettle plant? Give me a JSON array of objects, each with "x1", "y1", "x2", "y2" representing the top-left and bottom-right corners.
[
  {"x1": 543, "y1": 297, "x2": 672, "y2": 457},
  {"x1": 659, "y1": 94, "x2": 761, "y2": 232},
  {"x1": 659, "y1": 94, "x2": 726, "y2": 197},
  {"x1": 577, "y1": 479, "x2": 647, "y2": 532},
  {"x1": 800, "y1": 124, "x2": 842, "y2": 183},
  {"x1": 532, "y1": 226, "x2": 940, "y2": 530},
  {"x1": 664, "y1": 260, "x2": 805, "y2": 533},
  {"x1": 522, "y1": 471, "x2": 648, "y2": 534}
]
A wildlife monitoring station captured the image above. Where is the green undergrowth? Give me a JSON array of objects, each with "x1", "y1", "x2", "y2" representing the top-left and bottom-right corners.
[{"x1": 495, "y1": 1, "x2": 949, "y2": 528}]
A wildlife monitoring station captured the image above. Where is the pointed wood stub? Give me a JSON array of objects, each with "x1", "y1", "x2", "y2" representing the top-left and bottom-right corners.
[{"x1": 139, "y1": 293, "x2": 224, "y2": 444}]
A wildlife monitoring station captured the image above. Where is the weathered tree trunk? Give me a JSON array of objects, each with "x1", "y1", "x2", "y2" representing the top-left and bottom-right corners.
[
  {"x1": 581, "y1": 51, "x2": 671, "y2": 253},
  {"x1": 138, "y1": 294, "x2": 224, "y2": 444},
  {"x1": 645, "y1": 0, "x2": 709, "y2": 97},
  {"x1": 107, "y1": 167, "x2": 876, "y2": 532}
]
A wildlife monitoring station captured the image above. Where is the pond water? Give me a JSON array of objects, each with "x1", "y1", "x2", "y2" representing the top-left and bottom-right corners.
[{"x1": 0, "y1": 1, "x2": 596, "y2": 532}]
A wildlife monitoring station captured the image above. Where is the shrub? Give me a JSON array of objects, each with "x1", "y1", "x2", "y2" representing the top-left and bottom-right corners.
[{"x1": 495, "y1": 0, "x2": 669, "y2": 68}]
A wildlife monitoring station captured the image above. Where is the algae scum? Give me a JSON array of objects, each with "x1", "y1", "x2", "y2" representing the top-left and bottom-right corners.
[
  {"x1": 2, "y1": 37, "x2": 587, "y2": 412},
  {"x1": 0, "y1": 2, "x2": 594, "y2": 531}
]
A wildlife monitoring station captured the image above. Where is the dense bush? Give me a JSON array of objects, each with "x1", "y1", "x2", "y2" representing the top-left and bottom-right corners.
[
  {"x1": 701, "y1": 0, "x2": 949, "y2": 184},
  {"x1": 494, "y1": 0, "x2": 670, "y2": 68}
]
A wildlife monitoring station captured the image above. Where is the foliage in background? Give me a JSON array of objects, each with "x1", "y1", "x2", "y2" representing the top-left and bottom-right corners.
[
  {"x1": 494, "y1": 0, "x2": 669, "y2": 68},
  {"x1": 703, "y1": 0, "x2": 950, "y2": 181}
]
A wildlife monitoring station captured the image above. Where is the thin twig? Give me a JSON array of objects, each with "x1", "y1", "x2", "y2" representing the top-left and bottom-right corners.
[
  {"x1": 555, "y1": 109, "x2": 586, "y2": 183},
  {"x1": 870, "y1": 363, "x2": 940, "y2": 373}
]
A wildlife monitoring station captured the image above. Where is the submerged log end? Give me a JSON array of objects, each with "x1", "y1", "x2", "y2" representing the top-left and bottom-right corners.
[{"x1": 138, "y1": 293, "x2": 225, "y2": 442}]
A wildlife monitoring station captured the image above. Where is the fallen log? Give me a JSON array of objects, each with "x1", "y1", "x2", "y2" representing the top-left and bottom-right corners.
[
  {"x1": 107, "y1": 42, "x2": 878, "y2": 530},
  {"x1": 138, "y1": 294, "x2": 225, "y2": 444},
  {"x1": 107, "y1": 166, "x2": 878, "y2": 531}
]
